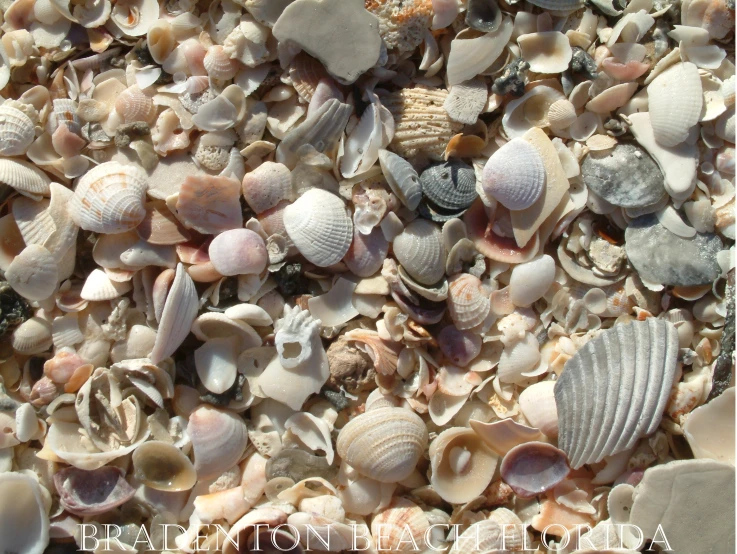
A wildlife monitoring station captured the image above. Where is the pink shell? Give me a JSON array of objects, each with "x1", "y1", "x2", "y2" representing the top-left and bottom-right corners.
[
  {"x1": 208, "y1": 229, "x2": 268, "y2": 276},
  {"x1": 54, "y1": 466, "x2": 136, "y2": 516},
  {"x1": 500, "y1": 441, "x2": 570, "y2": 498}
]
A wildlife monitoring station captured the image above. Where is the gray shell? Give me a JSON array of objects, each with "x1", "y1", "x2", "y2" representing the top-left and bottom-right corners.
[
  {"x1": 555, "y1": 319, "x2": 679, "y2": 469},
  {"x1": 466, "y1": 0, "x2": 502, "y2": 33},
  {"x1": 378, "y1": 149, "x2": 422, "y2": 210},
  {"x1": 525, "y1": 0, "x2": 585, "y2": 11},
  {"x1": 420, "y1": 160, "x2": 477, "y2": 211}
]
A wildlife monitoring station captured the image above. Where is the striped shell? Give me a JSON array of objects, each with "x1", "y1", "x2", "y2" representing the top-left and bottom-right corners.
[
  {"x1": 336, "y1": 407, "x2": 428, "y2": 483},
  {"x1": 378, "y1": 148, "x2": 422, "y2": 210},
  {"x1": 392, "y1": 219, "x2": 446, "y2": 285},
  {"x1": 204, "y1": 45, "x2": 239, "y2": 81},
  {"x1": 555, "y1": 319, "x2": 679, "y2": 469},
  {"x1": 283, "y1": 188, "x2": 353, "y2": 267},
  {"x1": 115, "y1": 86, "x2": 156, "y2": 124},
  {"x1": 648, "y1": 62, "x2": 703, "y2": 147},
  {"x1": 420, "y1": 159, "x2": 477, "y2": 211},
  {"x1": 6, "y1": 244, "x2": 58, "y2": 301},
  {"x1": 447, "y1": 273, "x2": 491, "y2": 330},
  {"x1": 482, "y1": 138, "x2": 545, "y2": 211},
  {"x1": 70, "y1": 162, "x2": 148, "y2": 233},
  {"x1": 0, "y1": 104, "x2": 35, "y2": 156},
  {"x1": 0, "y1": 158, "x2": 51, "y2": 198}
]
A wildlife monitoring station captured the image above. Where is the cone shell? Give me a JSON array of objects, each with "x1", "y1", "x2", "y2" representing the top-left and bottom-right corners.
[
  {"x1": 555, "y1": 319, "x2": 679, "y2": 469},
  {"x1": 70, "y1": 161, "x2": 148, "y2": 233},
  {"x1": 392, "y1": 219, "x2": 446, "y2": 286},
  {"x1": 447, "y1": 273, "x2": 491, "y2": 330},
  {"x1": 188, "y1": 405, "x2": 248, "y2": 479},
  {"x1": 0, "y1": 158, "x2": 51, "y2": 198},
  {"x1": 336, "y1": 407, "x2": 428, "y2": 483},
  {"x1": 0, "y1": 103, "x2": 35, "y2": 156},
  {"x1": 482, "y1": 138, "x2": 545, "y2": 211},
  {"x1": 283, "y1": 188, "x2": 353, "y2": 267},
  {"x1": 648, "y1": 62, "x2": 703, "y2": 147}
]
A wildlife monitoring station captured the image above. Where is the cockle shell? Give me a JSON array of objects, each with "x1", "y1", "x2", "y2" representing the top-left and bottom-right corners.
[
  {"x1": 429, "y1": 426, "x2": 498, "y2": 504},
  {"x1": 0, "y1": 158, "x2": 51, "y2": 198},
  {"x1": 482, "y1": 138, "x2": 545, "y2": 211},
  {"x1": 378, "y1": 148, "x2": 421, "y2": 210},
  {"x1": 647, "y1": 62, "x2": 703, "y2": 147},
  {"x1": 132, "y1": 440, "x2": 197, "y2": 491},
  {"x1": 502, "y1": 86, "x2": 566, "y2": 139},
  {"x1": 393, "y1": 219, "x2": 446, "y2": 286},
  {"x1": 209, "y1": 229, "x2": 268, "y2": 276},
  {"x1": 283, "y1": 188, "x2": 353, "y2": 267},
  {"x1": 447, "y1": 273, "x2": 490, "y2": 330},
  {"x1": 54, "y1": 466, "x2": 135, "y2": 516},
  {"x1": 0, "y1": 473, "x2": 49, "y2": 554},
  {"x1": 500, "y1": 442, "x2": 570, "y2": 498},
  {"x1": 175, "y1": 175, "x2": 243, "y2": 234},
  {"x1": 188, "y1": 405, "x2": 248, "y2": 479},
  {"x1": 70, "y1": 161, "x2": 148, "y2": 233},
  {"x1": 11, "y1": 316, "x2": 53, "y2": 354},
  {"x1": 336, "y1": 407, "x2": 428, "y2": 483},
  {"x1": 420, "y1": 159, "x2": 477, "y2": 212},
  {"x1": 547, "y1": 99, "x2": 578, "y2": 129},
  {"x1": 0, "y1": 103, "x2": 35, "y2": 156},
  {"x1": 150, "y1": 263, "x2": 199, "y2": 364},
  {"x1": 204, "y1": 44, "x2": 240, "y2": 81},
  {"x1": 242, "y1": 162, "x2": 294, "y2": 214},
  {"x1": 371, "y1": 497, "x2": 430, "y2": 553},
  {"x1": 555, "y1": 319, "x2": 679, "y2": 469},
  {"x1": 115, "y1": 86, "x2": 156, "y2": 124},
  {"x1": 6, "y1": 244, "x2": 58, "y2": 301}
]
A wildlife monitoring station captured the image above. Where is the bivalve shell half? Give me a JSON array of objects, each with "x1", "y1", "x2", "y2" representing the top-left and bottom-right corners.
[
  {"x1": 242, "y1": 161, "x2": 293, "y2": 214},
  {"x1": 344, "y1": 227, "x2": 389, "y2": 278},
  {"x1": 284, "y1": 188, "x2": 353, "y2": 267},
  {"x1": 648, "y1": 62, "x2": 703, "y2": 147},
  {"x1": 500, "y1": 442, "x2": 570, "y2": 498},
  {"x1": 482, "y1": 138, "x2": 545, "y2": 211},
  {"x1": 0, "y1": 103, "x2": 35, "y2": 156},
  {"x1": 371, "y1": 498, "x2": 430, "y2": 553},
  {"x1": 378, "y1": 149, "x2": 422, "y2": 210},
  {"x1": 209, "y1": 229, "x2": 268, "y2": 276},
  {"x1": 393, "y1": 219, "x2": 446, "y2": 286},
  {"x1": 517, "y1": 32, "x2": 573, "y2": 74},
  {"x1": 509, "y1": 254, "x2": 556, "y2": 307},
  {"x1": 336, "y1": 407, "x2": 428, "y2": 483},
  {"x1": 0, "y1": 473, "x2": 49, "y2": 554},
  {"x1": 132, "y1": 440, "x2": 197, "y2": 491},
  {"x1": 150, "y1": 263, "x2": 199, "y2": 364},
  {"x1": 420, "y1": 159, "x2": 477, "y2": 211},
  {"x1": 188, "y1": 405, "x2": 248, "y2": 479},
  {"x1": 54, "y1": 466, "x2": 136, "y2": 516},
  {"x1": 70, "y1": 161, "x2": 148, "y2": 233},
  {"x1": 176, "y1": 175, "x2": 243, "y2": 235},
  {"x1": 6, "y1": 244, "x2": 58, "y2": 301},
  {"x1": 0, "y1": 158, "x2": 51, "y2": 199},
  {"x1": 447, "y1": 273, "x2": 491, "y2": 330}
]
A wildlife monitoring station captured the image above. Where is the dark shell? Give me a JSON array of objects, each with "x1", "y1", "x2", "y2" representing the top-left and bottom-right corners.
[
  {"x1": 466, "y1": 0, "x2": 502, "y2": 33},
  {"x1": 0, "y1": 281, "x2": 32, "y2": 337},
  {"x1": 420, "y1": 160, "x2": 477, "y2": 211},
  {"x1": 54, "y1": 466, "x2": 136, "y2": 516},
  {"x1": 500, "y1": 442, "x2": 570, "y2": 498},
  {"x1": 438, "y1": 326, "x2": 482, "y2": 366}
]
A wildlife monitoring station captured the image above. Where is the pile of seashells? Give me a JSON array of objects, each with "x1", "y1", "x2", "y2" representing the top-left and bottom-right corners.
[{"x1": 0, "y1": 0, "x2": 734, "y2": 552}]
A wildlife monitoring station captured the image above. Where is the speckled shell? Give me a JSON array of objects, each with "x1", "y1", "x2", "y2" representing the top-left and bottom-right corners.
[
  {"x1": 283, "y1": 188, "x2": 353, "y2": 267},
  {"x1": 0, "y1": 104, "x2": 35, "y2": 156},
  {"x1": 378, "y1": 148, "x2": 422, "y2": 210},
  {"x1": 336, "y1": 407, "x2": 428, "y2": 483},
  {"x1": 70, "y1": 161, "x2": 148, "y2": 233},
  {"x1": 555, "y1": 319, "x2": 679, "y2": 469},
  {"x1": 447, "y1": 273, "x2": 491, "y2": 330},
  {"x1": 420, "y1": 159, "x2": 477, "y2": 211},
  {"x1": 0, "y1": 158, "x2": 51, "y2": 198},
  {"x1": 482, "y1": 138, "x2": 545, "y2": 211},
  {"x1": 648, "y1": 62, "x2": 703, "y2": 147},
  {"x1": 392, "y1": 219, "x2": 446, "y2": 285},
  {"x1": 383, "y1": 85, "x2": 463, "y2": 160}
]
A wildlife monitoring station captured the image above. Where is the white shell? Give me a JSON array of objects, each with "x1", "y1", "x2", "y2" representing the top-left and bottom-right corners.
[
  {"x1": 498, "y1": 332, "x2": 541, "y2": 384},
  {"x1": 209, "y1": 229, "x2": 268, "y2": 276},
  {"x1": 647, "y1": 62, "x2": 703, "y2": 147},
  {"x1": 150, "y1": 263, "x2": 199, "y2": 364},
  {"x1": 0, "y1": 158, "x2": 51, "y2": 198},
  {"x1": 11, "y1": 316, "x2": 53, "y2": 354},
  {"x1": 519, "y1": 380, "x2": 559, "y2": 437},
  {"x1": 6, "y1": 244, "x2": 58, "y2": 301},
  {"x1": 0, "y1": 473, "x2": 49, "y2": 554},
  {"x1": 447, "y1": 18, "x2": 513, "y2": 85},
  {"x1": 283, "y1": 189, "x2": 353, "y2": 267},
  {"x1": 502, "y1": 86, "x2": 566, "y2": 139},
  {"x1": 80, "y1": 269, "x2": 132, "y2": 301},
  {"x1": 393, "y1": 219, "x2": 446, "y2": 285},
  {"x1": 0, "y1": 104, "x2": 35, "y2": 156},
  {"x1": 195, "y1": 337, "x2": 239, "y2": 394},
  {"x1": 555, "y1": 319, "x2": 679, "y2": 469},
  {"x1": 110, "y1": 0, "x2": 159, "y2": 36},
  {"x1": 509, "y1": 254, "x2": 556, "y2": 307},
  {"x1": 683, "y1": 387, "x2": 735, "y2": 464},
  {"x1": 70, "y1": 161, "x2": 148, "y2": 233},
  {"x1": 517, "y1": 32, "x2": 572, "y2": 74},
  {"x1": 547, "y1": 99, "x2": 577, "y2": 129},
  {"x1": 188, "y1": 405, "x2": 248, "y2": 479},
  {"x1": 447, "y1": 273, "x2": 490, "y2": 330},
  {"x1": 482, "y1": 138, "x2": 545, "y2": 211},
  {"x1": 378, "y1": 149, "x2": 422, "y2": 210}
]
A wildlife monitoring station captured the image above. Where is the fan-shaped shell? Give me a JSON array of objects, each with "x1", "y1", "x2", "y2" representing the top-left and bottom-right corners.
[
  {"x1": 555, "y1": 319, "x2": 679, "y2": 469},
  {"x1": 482, "y1": 138, "x2": 545, "y2": 211},
  {"x1": 70, "y1": 161, "x2": 148, "y2": 234},
  {"x1": 447, "y1": 273, "x2": 491, "y2": 330},
  {"x1": 420, "y1": 159, "x2": 477, "y2": 211},
  {"x1": 500, "y1": 441, "x2": 570, "y2": 498},
  {"x1": 517, "y1": 32, "x2": 572, "y2": 74},
  {"x1": 204, "y1": 44, "x2": 239, "y2": 81},
  {"x1": 188, "y1": 405, "x2": 248, "y2": 479},
  {"x1": 12, "y1": 316, "x2": 53, "y2": 354},
  {"x1": 547, "y1": 99, "x2": 577, "y2": 129},
  {"x1": 392, "y1": 219, "x2": 446, "y2": 285},
  {"x1": 0, "y1": 103, "x2": 35, "y2": 156},
  {"x1": 242, "y1": 161, "x2": 293, "y2": 214},
  {"x1": 132, "y1": 440, "x2": 197, "y2": 491},
  {"x1": 648, "y1": 62, "x2": 703, "y2": 147},
  {"x1": 344, "y1": 227, "x2": 389, "y2": 277},
  {"x1": 115, "y1": 86, "x2": 156, "y2": 123},
  {"x1": 6, "y1": 244, "x2": 58, "y2": 301},
  {"x1": 54, "y1": 466, "x2": 136, "y2": 516},
  {"x1": 209, "y1": 229, "x2": 268, "y2": 276},
  {"x1": 378, "y1": 148, "x2": 421, "y2": 210},
  {"x1": 371, "y1": 498, "x2": 430, "y2": 553},
  {"x1": 502, "y1": 86, "x2": 566, "y2": 139},
  {"x1": 283, "y1": 188, "x2": 353, "y2": 267},
  {"x1": 0, "y1": 158, "x2": 51, "y2": 198},
  {"x1": 336, "y1": 407, "x2": 428, "y2": 483},
  {"x1": 0, "y1": 473, "x2": 49, "y2": 554}
]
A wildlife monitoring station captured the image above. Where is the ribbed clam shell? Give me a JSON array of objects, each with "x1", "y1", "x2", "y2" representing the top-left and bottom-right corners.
[
  {"x1": 344, "y1": 227, "x2": 389, "y2": 277},
  {"x1": 70, "y1": 162, "x2": 148, "y2": 234},
  {"x1": 6, "y1": 244, "x2": 58, "y2": 301},
  {"x1": 0, "y1": 104, "x2": 35, "y2": 156},
  {"x1": 482, "y1": 138, "x2": 545, "y2": 211},
  {"x1": 555, "y1": 319, "x2": 679, "y2": 469},
  {"x1": 80, "y1": 269, "x2": 132, "y2": 301},
  {"x1": 371, "y1": 498, "x2": 430, "y2": 553},
  {"x1": 648, "y1": 62, "x2": 703, "y2": 147},
  {"x1": 204, "y1": 45, "x2": 239, "y2": 80},
  {"x1": 242, "y1": 161, "x2": 293, "y2": 214},
  {"x1": 336, "y1": 407, "x2": 428, "y2": 483},
  {"x1": 383, "y1": 85, "x2": 463, "y2": 160},
  {"x1": 393, "y1": 219, "x2": 446, "y2": 285},
  {"x1": 283, "y1": 188, "x2": 353, "y2": 267},
  {"x1": 378, "y1": 149, "x2": 422, "y2": 210},
  {"x1": 547, "y1": 99, "x2": 577, "y2": 129},
  {"x1": 11, "y1": 316, "x2": 53, "y2": 354},
  {"x1": 115, "y1": 86, "x2": 156, "y2": 123},
  {"x1": 447, "y1": 273, "x2": 491, "y2": 330},
  {"x1": 0, "y1": 158, "x2": 51, "y2": 198},
  {"x1": 420, "y1": 159, "x2": 477, "y2": 211},
  {"x1": 150, "y1": 263, "x2": 199, "y2": 364}
]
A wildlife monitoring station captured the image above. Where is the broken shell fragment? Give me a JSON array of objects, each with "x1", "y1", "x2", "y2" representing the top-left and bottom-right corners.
[
  {"x1": 54, "y1": 466, "x2": 135, "y2": 516},
  {"x1": 0, "y1": 472, "x2": 49, "y2": 554},
  {"x1": 500, "y1": 442, "x2": 570, "y2": 498}
]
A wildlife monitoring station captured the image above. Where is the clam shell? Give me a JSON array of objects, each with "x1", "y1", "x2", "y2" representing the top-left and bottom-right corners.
[
  {"x1": 500, "y1": 441, "x2": 570, "y2": 498},
  {"x1": 188, "y1": 405, "x2": 249, "y2": 479},
  {"x1": 175, "y1": 175, "x2": 243, "y2": 234},
  {"x1": 54, "y1": 466, "x2": 136, "y2": 516},
  {"x1": 547, "y1": 99, "x2": 578, "y2": 129},
  {"x1": 517, "y1": 32, "x2": 573, "y2": 74},
  {"x1": 150, "y1": 263, "x2": 199, "y2": 364},
  {"x1": 555, "y1": 319, "x2": 679, "y2": 469},
  {"x1": 519, "y1": 380, "x2": 559, "y2": 437},
  {"x1": 371, "y1": 498, "x2": 430, "y2": 553},
  {"x1": 132, "y1": 440, "x2": 197, "y2": 491},
  {"x1": 0, "y1": 158, "x2": 51, "y2": 199},
  {"x1": 115, "y1": 86, "x2": 156, "y2": 123},
  {"x1": 204, "y1": 44, "x2": 239, "y2": 81},
  {"x1": 242, "y1": 161, "x2": 293, "y2": 214},
  {"x1": 344, "y1": 227, "x2": 389, "y2": 278},
  {"x1": 209, "y1": 229, "x2": 268, "y2": 276},
  {"x1": 447, "y1": 273, "x2": 490, "y2": 330},
  {"x1": 195, "y1": 337, "x2": 239, "y2": 394},
  {"x1": 0, "y1": 473, "x2": 49, "y2": 554},
  {"x1": 283, "y1": 188, "x2": 353, "y2": 267},
  {"x1": 0, "y1": 103, "x2": 35, "y2": 156},
  {"x1": 70, "y1": 161, "x2": 148, "y2": 234},
  {"x1": 502, "y1": 86, "x2": 566, "y2": 139},
  {"x1": 12, "y1": 316, "x2": 53, "y2": 354},
  {"x1": 136, "y1": 201, "x2": 191, "y2": 245},
  {"x1": 648, "y1": 62, "x2": 703, "y2": 147},
  {"x1": 6, "y1": 244, "x2": 58, "y2": 301},
  {"x1": 378, "y1": 148, "x2": 422, "y2": 210},
  {"x1": 509, "y1": 254, "x2": 556, "y2": 307},
  {"x1": 80, "y1": 269, "x2": 131, "y2": 301},
  {"x1": 420, "y1": 159, "x2": 477, "y2": 211},
  {"x1": 446, "y1": 18, "x2": 513, "y2": 85},
  {"x1": 482, "y1": 138, "x2": 545, "y2": 211},
  {"x1": 683, "y1": 387, "x2": 735, "y2": 464},
  {"x1": 336, "y1": 407, "x2": 428, "y2": 483},
  {"x1": 393, "y1": 219, "x2": 446, "y2": 286}
]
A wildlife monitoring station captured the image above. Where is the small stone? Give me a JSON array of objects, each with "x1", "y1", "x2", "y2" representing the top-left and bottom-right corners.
[
  {"x1": 492, "y1": 57, "x2": 529, "y2": 97},
  {"x1": 0, "y1": 282, "x2": 32, "y2": 337},
  {"x1": 570, "y1": 46, "x2": 598, "y2": 79},
  {"x1": 114, "y1": 122, "x2": 151, "y2": 149},
  {"x1": 625, "y1": 214, "x2": 724, "y2": 286},
  {"x1": 582, "y1": 143, "x2": 667, "y2": 208},
  {"x1": 272, "y1": 0, "x2": 382, "y2": 84}
]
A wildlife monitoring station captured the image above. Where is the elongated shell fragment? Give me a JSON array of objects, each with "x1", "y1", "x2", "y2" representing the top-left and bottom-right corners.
[{"x1": 555, "y1": 319, "x2": 679, "y2": 469}]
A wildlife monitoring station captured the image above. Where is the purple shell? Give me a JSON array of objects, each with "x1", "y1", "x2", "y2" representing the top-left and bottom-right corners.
[
  {"x1": 438, "y1": 326, "x2": 482, "y2": 366},
  {"x1": 500, "y1": 441, "x2": 570, "y2": 498},
  {"x1": 54, "y1": 466, "x2": 136, "y2": 516}
]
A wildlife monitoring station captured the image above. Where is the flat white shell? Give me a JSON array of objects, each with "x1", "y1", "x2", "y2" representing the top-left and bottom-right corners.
[
  {"x1": 6, "y1": 244, "x2": 58, "y2": 301},
  {"x1": 647, "y1": 61, "x2": 703, "y2": 147}
]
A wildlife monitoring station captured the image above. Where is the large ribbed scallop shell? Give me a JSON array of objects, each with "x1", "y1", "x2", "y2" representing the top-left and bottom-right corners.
[
  {"x1": 0, "y1": 158, "x2": 51, "y2": 198},
  {"x1": 336, "y1": 407, "x2": 428, "y2": 483},
  {"x1": 378, "y1": 148, "x2": 422, "y2": 210},
  {"x1": 392, "y1": 219, "x2": 446, "y2": 285},
  {"x1": 283, "y1": 188, "x2": 353, "y2": 267},
  {"x1": 482, "y1": 138, "x2": 545, "y2": 211},
  {"x1": 420, "y1": 159, "x2": 477, "y2": 211},
  {"x1": 447, "y1": 273, "x2": 491, "y2": 330},
  {"x1": 69, "y1": 162, "x2": 148, "y2": 233},
  {"x1": 0, "y1": 104, "x2": 35, "y2": 156},
  {"x1": 647, "y1": 62, "x2": 703, "y2": 148},
  {"x1": 555, "y1": 319, "x2": 679, "y2": 469},
  {"x1": 383, "y1": 85, "x2": 463, "y2": 160}
]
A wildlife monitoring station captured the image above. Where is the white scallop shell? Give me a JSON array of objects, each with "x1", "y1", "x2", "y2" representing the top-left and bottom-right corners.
[
  {"x1": 378, "y1": 148, "x2": 422, "y2": 210},
  {"x1": 283, "y1": 188, "x2": 353, "y2": 267},
  {"x1": 392, "y1": 219, "x2": 446, "y2": 286},
  {"x1": 80, "y1": 269, "x2": 132, "y2": 301},
  {"x1": 0, "y1": 104, "x2": 35, "y2": 156},
  {"x1": 0, "y1": 158, "x2": 51, "y2": 199},
  {"x1": 6, "y1": 244, "x2": 58, "y2": 301},
  {"x1": 517, "y1": 32, "x2": 573, "y2": 74},
  {"x1": 547, "y1": 99, "x2": 577, "y2": 129},
  {"x1": 482, "y1": 138, "x2": 545, "y2": 211},
  {"x1": 150, "y1": 263, "x2": 199, "y2": 364},
  {"x1": 447, "y1": 273, "x2": 491, "y2": 330},
  {"x1": 555, "y1": 319, "x2": 679, "y2": 469},
  {"x1": 647, "y1": 62, "x2": 703, "y2": 147},
  {"x1": 11, "y1": 316, "x2": 53, "y2": 354},
  {"x1": 70, "y1": 161, "x2": 148, "y2": 234}
]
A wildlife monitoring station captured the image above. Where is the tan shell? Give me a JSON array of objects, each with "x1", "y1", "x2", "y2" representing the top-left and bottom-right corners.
[
  {"x1": 447, "y1": 273, "x2": 490, "y2": 330},
  {"x1": 115, "y1": 86, "x2": 156, "y2": 123},
  {"x1": 11, "y1": 316, "x2": 53, "y2": 354},
  {"x1": 0, "y1": 158, "x2": 51, "y2": 199},
  {"x1": 6, "y1": 244, "x2": 58, "y2": 301},
  {"x1": 0, "y1": 473, "x2": 49, "y2": 554},
  {"x1": 188, "y1": 405, "x2": 249, "y2": 479},
  {"x1": 370, "y1": 497, "x2": 431, "y2": 552},
  {"x1": 132, "y1": 440, "x2": 197, "y2": 491},
  {"x1": 175, "y1": 175, "x2": 243, "y2": 234},
  {"x1": 0, "y1": 103, "x2": 36, "y2": 156},
  {"x1": 336, "y1": 407, "x2": 428, "y2": 483}
]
